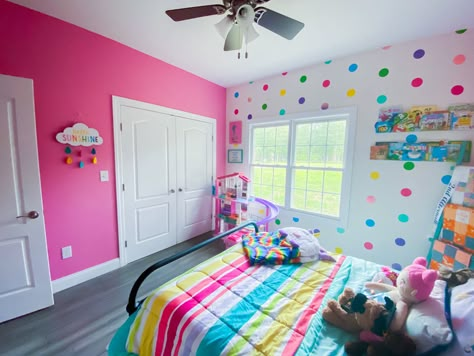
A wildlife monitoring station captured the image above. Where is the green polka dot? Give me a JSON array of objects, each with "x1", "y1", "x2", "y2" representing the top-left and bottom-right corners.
[
  {"x1": 324, "y1": 60, "x2": 332, "y2": 64},
  {"x1": 300, "y1": 75, "x2": 307, "y2": 83},
  {"x1": 377, "y1": 95, "x2": 387, "y2": 104},
  {"x1": 398, "y1": 214, "x2": 409, "y2": 223},
  {"x1": 336, "y1": 227, "x2": 345, "y2": 234},
  {"x1": 404, "y1": 162, "x2": 415, "y2": 170},
  {"x1": 279, "y1": 109, "x2": 286, "y2": 115},
  {"x1": 379, "y1": 68, "x2": 389, "y2": 77},
  {"x1": 275, "y1": 219, "x2": 281, "y2": 225},
  {"x1": 262, "y1": 103, "x2": 268, "y2": 110},
  {"x1": 455, "y1": 29, "x2": 467, "y2": 34},
  {"x1": 249, "y1": 81, "x2": 254, "y2": 84}
]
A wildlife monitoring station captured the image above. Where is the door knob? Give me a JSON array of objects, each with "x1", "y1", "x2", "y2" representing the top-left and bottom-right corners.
[
  {"x1": 17, "y1": 211, "x2": 40, "y2": 219},
  {"x1": 178, "y1": 188, "x2": 183, "y2": 192},
  {"x1": 170, "y1": 189, "x2": 175, "y2": 193}
]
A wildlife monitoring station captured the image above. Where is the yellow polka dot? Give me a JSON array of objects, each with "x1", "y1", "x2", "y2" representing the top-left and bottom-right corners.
[
  {"x1": 233, "y1": 144, "x2": 239, "y2": 148},
  {"x1": 370, "y1": 171, "x2": 380, "y2": 180},
  {"x1": 335, "y1": 247, "x2": 343, "y2": 254},
  {"x1": 347, "y1": 88, "x2": 356, "y2": 97},
  {"x1": 258, "y1": 209, "x2": 265, "y2": 215},
  {"x1": 280, "y1": 89, "x2": 286, "y2": 96}
]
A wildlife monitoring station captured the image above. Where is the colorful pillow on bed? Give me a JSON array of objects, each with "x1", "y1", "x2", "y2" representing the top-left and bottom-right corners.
[
  {"x1": 242, "y1": 230, "x2": 300, "y2": 265},
  {"x1": 404, "y1": 279, "x2": 453, "y2": 354},
  {"x1": 450, "y1": 278, "x2": 474, "y2": 354}
]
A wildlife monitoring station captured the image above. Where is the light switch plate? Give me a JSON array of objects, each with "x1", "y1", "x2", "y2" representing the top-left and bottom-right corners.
[
  {"x1": 100, "y1": 170, "x2": 109, "y2": 182},
  {"x1": 62, "y1": 246, "x2": 72, "y2": 259}
]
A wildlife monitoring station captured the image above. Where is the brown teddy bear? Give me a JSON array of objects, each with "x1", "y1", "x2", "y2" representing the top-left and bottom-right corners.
[
  {"x1": 344, "y1": 330, "x2": 417, "y2": 356},
  {"x1": 322, "y1": 287, "x2": 392, "y2": 334}
]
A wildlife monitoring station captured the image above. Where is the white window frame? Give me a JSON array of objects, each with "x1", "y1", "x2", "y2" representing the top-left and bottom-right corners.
[{"x1": 247, "y1": 107, "x2": 357, "y2": 227}]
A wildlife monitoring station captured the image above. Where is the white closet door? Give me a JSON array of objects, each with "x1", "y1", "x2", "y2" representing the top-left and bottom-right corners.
[
  {"x1": 0, "y1": 74, "x2": 53, "y2": 322},
  {"x1": 121, "y1": 105, "x2": 177, "y2": 263},
  {"x1": 176, "y1": 117, "x2": 213, "y2": 242}
]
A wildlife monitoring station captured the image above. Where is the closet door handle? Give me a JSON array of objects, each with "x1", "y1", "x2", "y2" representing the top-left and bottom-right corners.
[
  {"x1": 178, "y1": 188, "x2": 183, "y2": 192},
  {"x1": 170, "y1": 189, "x2": 175, "y2": 193}
]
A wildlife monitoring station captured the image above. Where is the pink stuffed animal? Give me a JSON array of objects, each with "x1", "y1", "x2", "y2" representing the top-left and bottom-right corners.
[{"x1": 365, "y1": 257, "x2": 438, "y2": 332}]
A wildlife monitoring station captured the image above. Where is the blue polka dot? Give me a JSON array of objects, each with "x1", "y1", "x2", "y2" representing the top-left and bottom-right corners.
[
  {"x1": 441, "y1": 175, "x2": 451, "y2": 185},
  {"x1": 395, "y1": 237, "x2": 406, "y2": 246},
  {"x1": 392, "y1": 263, "x2": 402, "y2": 271},
  {"x1": 247, "y1": 114, "x2": 253, "y2": 120},
  {"x1": 298, "y1": 97, "x2": 305, "y2": 104},
  {"x1": 348, "y1": 63, "x2": 358, "y2": 72},
  {"x1": 234, "y1": 92, "x2": 239, "y2": 98},
  {"x1": 406, "y1": 134, "x2": 417, "y2": 144},
  {"x1": 292, "y1": 217, "x2": 300, "y2": 223},
  {"x1": 366, "y1": 219, "x2": 375, "y2": 227},
  {"x1": 337, "y1": 227, "x2": 345, "y2": 234}
]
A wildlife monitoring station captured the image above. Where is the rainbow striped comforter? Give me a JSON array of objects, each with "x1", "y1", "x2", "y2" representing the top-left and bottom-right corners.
[{"x1": 125, "y1": 245, "x2": 381, "y2": 356}]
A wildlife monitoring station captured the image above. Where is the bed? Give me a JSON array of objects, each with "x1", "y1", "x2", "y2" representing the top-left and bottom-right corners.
[{"x1": 108, "y1": 217, "x2": 473, "y2": 356}]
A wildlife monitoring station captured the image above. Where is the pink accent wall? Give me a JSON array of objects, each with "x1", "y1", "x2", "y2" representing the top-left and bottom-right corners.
[{"x1": 0, "y1": 0, "x2": 227, "y2": 280}]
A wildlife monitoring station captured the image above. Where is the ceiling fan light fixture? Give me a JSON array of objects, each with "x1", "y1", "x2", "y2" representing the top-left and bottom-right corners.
[{"x1": 214, "y1": 15, "x2": 233, "y2": 39}]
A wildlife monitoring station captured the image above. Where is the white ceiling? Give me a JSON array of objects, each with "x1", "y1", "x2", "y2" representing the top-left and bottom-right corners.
[{"x1": 9, "y1": 0, "x2": 474, "y2": 88}]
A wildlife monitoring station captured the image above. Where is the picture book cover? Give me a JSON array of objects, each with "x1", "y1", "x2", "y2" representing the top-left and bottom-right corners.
[
  {"x1": 370, "y1": 145, "x2": 389, "y2": 160},
  {"x1": 419, "y1": 111, "x2": 450, "y2": 131}
]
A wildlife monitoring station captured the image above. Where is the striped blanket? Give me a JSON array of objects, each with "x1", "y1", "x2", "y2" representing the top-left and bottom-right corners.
[{"x1": 125, "y1": 245, "x2": 380, "y2": 356}]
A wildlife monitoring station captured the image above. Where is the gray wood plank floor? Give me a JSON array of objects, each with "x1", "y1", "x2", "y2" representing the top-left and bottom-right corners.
[{"x1": 0, "y1": 232, "x2": 224, "y2": 356}]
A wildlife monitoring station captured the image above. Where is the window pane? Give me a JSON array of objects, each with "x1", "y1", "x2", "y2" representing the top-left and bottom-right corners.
[
  {"x1": 311, "y1": 122, "x2": 328, "y2": 145},
  {"x1": 264, "y1": 127, "x2": 276, "y2": 146},
  {"x1": 324, "y1": 171, "x2": 342, "y2": 194},
  {"x1": 274, "y1": 168, "x2": 286, "y2": 187},
  {"x1": 292, "y1": 189, "x2": 306, "y2": 210},
  {"x1": 294, "y1": 169, "x2": 307, "y2": 189},
  {"x1": 253, "y1": 146, "x2": 264, "y2": 163},
  {"x1": 276, "y1": 145, "x2": 288, "y2": 164},
  {"x1": 252, "y1": 167, "x2": 262, "y2": 185},
  {"x1": 295, "y1": 145, "x2": 310, "y2": 165},
  {"x1": 327, "y1": 120, "x2": 346, "y2": 145},
  {"x1": 326, "y1": 145, "x2": 344, "y2": 168},
  {"x1": 309, "y1": 146, "x2": 326, "y2": 167},
  {"x1": 276, "y1": 126, "x2": 289, "y2": 143},
  {"x1": 322, "y1": 193, "x2": 340, "y2": 216},
  {"x1": 273, "y1": 185, "x2": 285, "y2": 206},
  {"x1": 254, "y1": 128, "x2": 265, "y2": 146},
  {"x1": 263, "y1": 146, "x2": 276, "y2": 164},
  {"x1": 296, "y1": 123, "x2": 311, "y2": 145},
  {"x1": 307, "y1": 170, "x2": 324, "y2": 191},
  {"x1": 261, "y1": 167, "x2": 274, "y2": 185},
  {"x1": 306, "y1": 191, "x2": 322, "y2": 213}
]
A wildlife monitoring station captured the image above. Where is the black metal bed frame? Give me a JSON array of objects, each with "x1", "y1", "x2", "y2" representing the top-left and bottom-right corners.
[{"x1": 126, "y1": 221, "x2": 259, "y2": 315}]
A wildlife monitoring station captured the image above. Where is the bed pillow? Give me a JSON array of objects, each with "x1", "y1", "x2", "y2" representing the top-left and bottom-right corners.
[
  {"x1": 404, "y1": 279, "x2": 453, "y2": 354},
  {"x1": 450, "y1": 278, "x2": 474, "y2": 354}
]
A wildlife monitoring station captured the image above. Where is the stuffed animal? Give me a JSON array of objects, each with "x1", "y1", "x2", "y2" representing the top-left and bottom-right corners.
[
  {"x1": 322, "y1": 288, "x2": 392, "y2": 334},
  {"x1": 345, "y1": 330, "x2": 417, "y2": 356},
  {"x1": 365, "y1": 257, "x2": 438, "y2": 331},
  {"x1": 278, "y1": 227, "x2": 335, "y2": 263}
]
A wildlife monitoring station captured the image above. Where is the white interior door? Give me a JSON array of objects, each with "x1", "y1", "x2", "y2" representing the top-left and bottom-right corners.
[
  {"x1": 0, "y1": 74, "x2": 53, "y2": 323},
  {"x1": 176, "y1": 117, "x2": 214, "y2": 242},
  {"x1": 120, "y1": 105, "x2": 177, "y2": 263}
]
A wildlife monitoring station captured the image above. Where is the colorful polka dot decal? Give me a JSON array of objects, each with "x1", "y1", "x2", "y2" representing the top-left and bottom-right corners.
[
  {"x1": 365, "y1": 219, "x2": 375, "y2": 227},
  {"x1": 398, "y1": 214, "x2": 409, "y2": 223},
  {"x1": 227, "y1": 31, "x2": 470, "y2": 269},
  {"x1": 400, "y1": 188, "x2": 412, "y2": 197},
  {"x1": 370, "y1": 171, "x2": 380, "y2": 180}
]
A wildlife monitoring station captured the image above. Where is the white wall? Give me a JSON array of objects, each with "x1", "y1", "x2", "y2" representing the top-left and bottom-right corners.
[{"x1": 225, "y1": 30, "x2": 474, "y2": 269}]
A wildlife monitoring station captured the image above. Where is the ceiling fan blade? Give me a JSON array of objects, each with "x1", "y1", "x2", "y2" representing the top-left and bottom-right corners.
[
  {"x1": 215, "y1": 15, "x2": 234, "y2": 39},
  {"x1": 246, "y1": 24, "x2": 259, "y2": 43},
  {"x1": 224, "y1": 24, "x2": 243, "y2": 51},
  {"x1": 254, "y1": 7, "x2": 304, "y2": 40},
  {"x1": 166, "y1": 4, "x2": 227, "y2": 22}
]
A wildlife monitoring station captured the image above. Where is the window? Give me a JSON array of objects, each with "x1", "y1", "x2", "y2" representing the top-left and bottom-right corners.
[{"x1": 249, "y1": 108, "x2": 356, "y2": 224}]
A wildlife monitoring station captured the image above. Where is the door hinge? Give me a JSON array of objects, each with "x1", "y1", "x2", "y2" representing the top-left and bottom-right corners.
[
  {"x1": 122, "y1": 184, "x2": 125, "y2": 191},
  {"x1": 125, "y1": 240, "x2": 128, "y2": 248},
  {"x1": 120, "y1": 122, "x2": 123, "y2": 131},
  {"x1": 212, "y1": 136, "x2": 214, "y2": 142}
]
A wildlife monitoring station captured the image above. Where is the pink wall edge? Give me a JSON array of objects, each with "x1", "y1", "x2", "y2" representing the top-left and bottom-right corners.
[{"x1": 0, "y1": 0, "x2": 227, "y2": 280}]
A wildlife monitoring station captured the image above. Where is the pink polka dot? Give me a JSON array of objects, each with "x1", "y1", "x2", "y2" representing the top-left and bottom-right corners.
[
  {"x1": 382, "y1": 45, "x2": 392, "y2": 50},
  {"x1": 364, "y1": 242, "x2": 374, "y2": 250},
  {"x1": 400, "y1": 188, "x2": 412, "y2": 197},
  {"x1": 322, "y1": 80, "x2": 330, "y2": 88},
  {"x1": 366, "y1": 195, "x2": 376, "y2": 203},
  {"x1": 321, "y1": 102, "x2": 329, "y2": 110},
  {"x1": 282, "y1": 72, "x2": 288, "y2": 76},
  {"x1": 453, "y1": 54, "x2": 466, "y2": 65},
  {"x1": 411, "y1": 77, "x2": 423, "y2": 87},
  {"x1": 248, "y1": 97, "x2": 252, "y2": 103},
  {"x1": 451, "y1": 85, "x2": 464, "y2": 95},
  {"x1": 263, "y1": 84, "x2": 269, "y2": 91},
  {"x1": 234, "y1": 109, "x2": 239, "y2": 115}
]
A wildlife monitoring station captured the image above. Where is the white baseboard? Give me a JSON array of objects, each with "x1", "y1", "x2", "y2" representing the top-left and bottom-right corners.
[{"x1": 52, "y1": 258, "x2": 120, "y2": 293}]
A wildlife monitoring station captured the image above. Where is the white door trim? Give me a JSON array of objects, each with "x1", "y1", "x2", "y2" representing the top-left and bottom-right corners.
[{"x1": 112, "y1": 96, "x2": 217, "y2": 267}]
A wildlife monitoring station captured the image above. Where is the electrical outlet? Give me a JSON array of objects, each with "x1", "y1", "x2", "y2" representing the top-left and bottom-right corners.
[{"x1": 62, "y1": 246, "x2": 72, "y2": 259}]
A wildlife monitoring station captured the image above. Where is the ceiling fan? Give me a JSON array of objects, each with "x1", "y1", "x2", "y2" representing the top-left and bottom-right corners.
[{"x1": 165, "y1": 0, "x2": 304, "y2": 55}]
